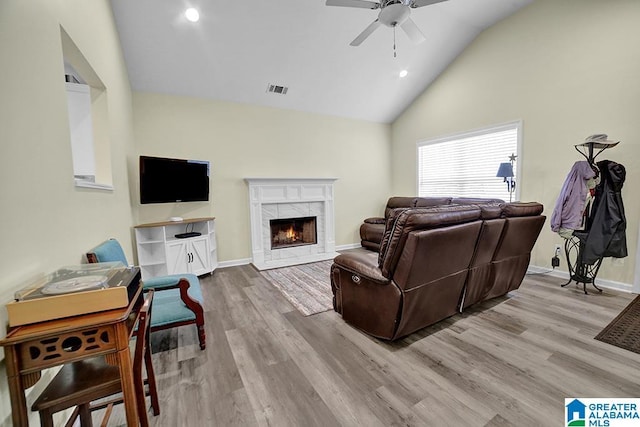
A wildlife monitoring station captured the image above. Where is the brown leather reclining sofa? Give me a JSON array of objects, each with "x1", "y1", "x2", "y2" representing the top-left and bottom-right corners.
[
  {"x1": 360, "y1": 196, "x2": 505, "y2": 251},
  {"x1": 332, "y1": 202, "x2": 545, "y2": 340}
]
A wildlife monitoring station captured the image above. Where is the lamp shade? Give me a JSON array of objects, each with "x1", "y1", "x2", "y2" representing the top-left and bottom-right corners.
[{"x1": 496, "y1": 162, "x2": 514, "y2": 178}]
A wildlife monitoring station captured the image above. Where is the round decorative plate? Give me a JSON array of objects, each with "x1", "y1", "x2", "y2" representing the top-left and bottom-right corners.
[{"x1": 42, "y1": 275, "x2": 109, "y2": 295}]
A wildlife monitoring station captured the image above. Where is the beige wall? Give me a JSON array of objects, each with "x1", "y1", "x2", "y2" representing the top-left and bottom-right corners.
[
  {"x1": 391, "y1": 0, "x2": 640, "y2": 287},
  {"x1": 0, "y1": 0, "x2": 134, "y2": 424},
  {"x1": 132, "y1": 93, "x2": 392, "y2": 263}
]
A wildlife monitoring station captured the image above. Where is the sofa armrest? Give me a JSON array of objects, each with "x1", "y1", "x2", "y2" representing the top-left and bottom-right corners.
[
  {"x1": 363, "y1": 217, "x2": 386, "y2": 225},
  {"x1": 333, "y1": 252, "x2": 389, "y2": 284},
  {"x1": 331, "y1": 251, "x2": 400, "y2": 339}
]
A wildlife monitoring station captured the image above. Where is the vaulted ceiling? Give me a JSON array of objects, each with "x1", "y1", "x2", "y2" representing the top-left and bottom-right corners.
[{"x1": 110, "y1": 0, "x2": 532, "y2": 124}]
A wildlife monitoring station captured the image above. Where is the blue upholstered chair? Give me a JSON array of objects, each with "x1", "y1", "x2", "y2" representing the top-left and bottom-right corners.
[{"x1": 87, "y1": 239, "x2": 206, "y2": 349}]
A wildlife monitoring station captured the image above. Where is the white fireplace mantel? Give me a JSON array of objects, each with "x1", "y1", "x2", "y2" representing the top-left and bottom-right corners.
[{"x1": 245, "y1": 178, "x2": 338, "y2": 270}]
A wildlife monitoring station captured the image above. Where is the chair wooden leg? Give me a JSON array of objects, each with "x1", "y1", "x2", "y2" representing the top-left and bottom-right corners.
[
  {"x1": 197, "y1": 323, "x2": 206, "y2": 350},
  {"x1": 63, "y1": 407, "x2": 81, "y2": 427},
  {"x1": 133, "y1": 363, "x2": 151, "y2": 427},
  {"x1": 99, "y1": 404, "x2": 114, "y2": 427},
  {"x1": 144, "y1": 345, "x2": 160, "y2": 415},
  {"x1": 78, "y1": 403, "x2": 93, "y2": 427},
  {"x1": 38, "y1": 409, "x2": 55, "y2": 427}
]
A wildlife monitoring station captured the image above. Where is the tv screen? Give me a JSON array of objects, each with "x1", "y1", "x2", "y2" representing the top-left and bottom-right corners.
[{"x1": 140, "y1": 156, "x2": 210, "y2": 204}]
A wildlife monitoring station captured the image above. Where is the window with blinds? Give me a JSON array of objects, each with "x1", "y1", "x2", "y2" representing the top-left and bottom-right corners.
[{"x1": 417, "y1": 122, "x2": 520, "y2": 201}]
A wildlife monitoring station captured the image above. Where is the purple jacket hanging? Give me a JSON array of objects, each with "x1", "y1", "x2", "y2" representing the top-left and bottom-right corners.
[{"x1": 550, "y1": 161, "x2": 596, "y2": 233}]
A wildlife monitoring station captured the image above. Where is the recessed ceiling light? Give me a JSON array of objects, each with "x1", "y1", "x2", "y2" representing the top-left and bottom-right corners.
[
  {"x1": 399, "y1": 70, "x2": 408, "y2": 78},
  {"x1": 185, "y1": 8, "x2": 200, "y2": 23}
]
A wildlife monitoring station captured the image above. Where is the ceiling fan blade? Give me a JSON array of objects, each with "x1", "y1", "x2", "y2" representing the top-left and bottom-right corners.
[
  {"x1": 326, "y1": 0, "x2": 380, "y2": 10},
  {"x1": 350, "y1": 19, "x2": 382, "y2": 46},
  {"x1": 400, "y1": 17, "x2": 426, "y2": 44},
  {"x1": 410, "y1": 0, "x2": 447, "y2": 8}
]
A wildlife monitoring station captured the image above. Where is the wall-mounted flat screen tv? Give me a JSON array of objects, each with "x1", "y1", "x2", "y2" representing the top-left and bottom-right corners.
[{"x1": 140, "y1": 156, "x2": 210, "y2": 204}]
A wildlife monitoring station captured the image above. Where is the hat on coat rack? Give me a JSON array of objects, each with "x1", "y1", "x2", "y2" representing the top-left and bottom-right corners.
[{"x1": 583, "y1": 134, "x2": 620, "y2": 147}]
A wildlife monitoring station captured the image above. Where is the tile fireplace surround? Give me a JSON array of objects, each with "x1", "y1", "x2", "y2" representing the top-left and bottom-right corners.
[{"x1": 245, "y1": 178, "x2": 338, "y2": 270}]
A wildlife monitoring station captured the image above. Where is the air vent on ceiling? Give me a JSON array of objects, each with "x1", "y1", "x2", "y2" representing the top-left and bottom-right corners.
[{"x1": 266, "y1": 83, "x2": 288, "y2": 95}]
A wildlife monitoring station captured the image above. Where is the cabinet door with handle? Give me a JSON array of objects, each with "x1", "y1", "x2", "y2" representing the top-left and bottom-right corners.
[
  {"x1": 189, "y1": 236, "x2": 211, "y2": 276},
  {"x1": 166, "y1": 240, "x2": 190, "y2": 275}
]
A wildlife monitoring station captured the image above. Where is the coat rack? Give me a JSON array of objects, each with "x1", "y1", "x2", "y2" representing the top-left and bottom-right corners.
[{"x1": 561, "y1": 135, "x2": 619, "y2": 294}]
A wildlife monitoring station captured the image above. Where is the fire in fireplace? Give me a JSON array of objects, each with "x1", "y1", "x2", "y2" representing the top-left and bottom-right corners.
[{"x1": 270, "y1": 216, "x2": 317, "y2": 249}]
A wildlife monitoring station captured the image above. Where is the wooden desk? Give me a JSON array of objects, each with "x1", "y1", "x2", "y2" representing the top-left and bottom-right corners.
[{"x1": 0, "y1": 269, "x2": 143, "y2": 426}]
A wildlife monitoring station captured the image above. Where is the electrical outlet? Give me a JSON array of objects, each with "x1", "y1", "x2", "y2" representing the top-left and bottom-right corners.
[
  {"x1": 552, "y1": 244, "x2": 562, "y2": 268},
  {"x1": 554, "y1": 244, "x2": 562, "y2": 257}
]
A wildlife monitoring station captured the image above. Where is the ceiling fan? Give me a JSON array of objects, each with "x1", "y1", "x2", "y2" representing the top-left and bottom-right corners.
[{"x1": 326, "y1": 0, "x2": 448, "y2": 47}]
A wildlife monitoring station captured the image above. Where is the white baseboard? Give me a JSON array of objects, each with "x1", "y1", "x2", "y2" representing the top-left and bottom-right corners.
[
  {"x1": 217, "y1": 258, "x2": 251, "y2": 269},
  {"x1": 527, "y1": 264, "x2": 634, "y2": 293},
  {"x1": 336, "y1": 243, "x2": 362, "y2": 251}
]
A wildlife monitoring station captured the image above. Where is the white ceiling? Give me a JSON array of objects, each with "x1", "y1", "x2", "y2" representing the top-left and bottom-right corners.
[{"x1": 110, "y1": 0, "x2": 532, "y2": 124}]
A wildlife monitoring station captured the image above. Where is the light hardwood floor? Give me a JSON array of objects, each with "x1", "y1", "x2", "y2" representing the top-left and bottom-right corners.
[{"x1": 101, "y1": 263, "x2": 639, "y2": 426}]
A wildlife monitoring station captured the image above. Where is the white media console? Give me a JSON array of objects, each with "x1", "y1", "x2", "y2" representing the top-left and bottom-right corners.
[{"x1": 134, "y1": 217, "x2": 218, "y2": 280}]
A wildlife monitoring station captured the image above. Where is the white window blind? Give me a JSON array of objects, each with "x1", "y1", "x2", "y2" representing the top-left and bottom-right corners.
[{"x1": 417, "y1": 122, "x2": 520, "y2": 201}]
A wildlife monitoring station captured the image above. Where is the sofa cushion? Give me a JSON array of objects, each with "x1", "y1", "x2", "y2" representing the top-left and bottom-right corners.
[
  {"x1": 393, "y1": 221, "x2": 482, "y2": 291},
  {"x1": 451, "y1": 197, "x2": 504, "y2": 205},
  {"x1": 487, "y1": 212, "x2": 546, "y2": 299},
  {"x1": 392, "y1": 221, "x2": 482, "y2": 338},
  {"x1": 414, "y1": 197, "x2": 452, "y2": 208},
  {"x1": 384, "y1": 197, "x2": 419, "y2": 218},
  {"x1": 478, "y1": 203, "x2": 503, "y2": 219},
  {"x1": 359, "y1": 222, "x2": 385, "y2": 247},
  {"x1": 460, "y1": 217, "x2": 506, "y2": 309},
  {"x1": 376, "y1": 208, "x2": 412, "y2": 262},
  {"x1": 378, "y1": 205, "x2": 481, "y2": 278},
  {"x1": 501, "y1": 201, "x2": 544, "y2": 217}
]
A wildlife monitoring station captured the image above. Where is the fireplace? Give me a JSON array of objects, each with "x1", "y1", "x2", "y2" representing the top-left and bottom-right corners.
[
  {"x1": 245, "y1": 177, "x2": 338, "y2": 270},
  {"x1": 270, "y1": 216, "x2": 317, "y2": 249}
]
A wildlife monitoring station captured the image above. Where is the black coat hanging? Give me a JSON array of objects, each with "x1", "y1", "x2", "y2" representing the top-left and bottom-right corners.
[{"x1": 582, "y1": 160, "x2": 627, "y2": 264}]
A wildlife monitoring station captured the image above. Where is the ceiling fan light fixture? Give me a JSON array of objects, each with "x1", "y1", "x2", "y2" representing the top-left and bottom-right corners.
[
  {"x1": 328, "y1": 0, "x2": 446, "y2": 47},
  {"x1": 185, "y1": 8, "x2": 200, "y2": 23},
  {"x1": 379, "y1": 3, "x2": 410, "y2": 27}
]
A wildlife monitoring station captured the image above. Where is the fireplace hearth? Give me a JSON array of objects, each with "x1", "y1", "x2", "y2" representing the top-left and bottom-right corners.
[{"x1": 270, "y1": 217, "x2": 317, "y2": 249}]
